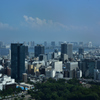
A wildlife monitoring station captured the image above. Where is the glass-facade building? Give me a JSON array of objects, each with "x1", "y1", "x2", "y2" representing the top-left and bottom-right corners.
[
  {"x1": 61, "y1": 43, "x2": 73, "y2": 59},
  {"x1": 34, "y1": 44, "x2": 44, "y2": 57},
  {"x1": 11, "y1": 43, "x2": 25, "y2": 80}
]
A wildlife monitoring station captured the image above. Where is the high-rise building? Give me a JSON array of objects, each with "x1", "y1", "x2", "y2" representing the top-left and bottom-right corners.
[
  {"x1": 35, "y1": 44, "x2": 44, "y2": 57},
  {"x1": 51, "y1": 41, "x2": 55, "y2": 47},
  {"x1": 79, "y1": 48, "x2": 84, "y2": 55},
  {"x1": 61, "y1": 43, "x2": 73, "y2": 58},
  {"x1": 61, "y1": 43, "x2": 67, "y2": 54},
  {"x1": 25, "y1": 46, "x2": 28, "y2": 57},
  {"x1": 11, "y1": 43, "x2": 25, "y2": 80},
  {"x1": 68, "y1": 44, "x2": 73, "y2": 58}
]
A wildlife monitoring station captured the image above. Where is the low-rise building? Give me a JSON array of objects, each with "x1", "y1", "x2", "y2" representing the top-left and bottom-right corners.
[{"x1": 0, "y1": 75, "x2": 16, "y2": 90}]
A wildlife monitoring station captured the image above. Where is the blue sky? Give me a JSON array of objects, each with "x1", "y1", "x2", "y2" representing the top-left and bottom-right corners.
[{"x1": 0, "y1": 0, "x2": 100, "y2": 44}]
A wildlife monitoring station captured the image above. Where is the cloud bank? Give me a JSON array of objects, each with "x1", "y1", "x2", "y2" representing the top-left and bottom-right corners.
[
  {"x1": 0, "y1": 22, "x2": 16, "y2": 30},
  {"x1": 23, "y1": 15, "x2": 88, "y2": 31}
]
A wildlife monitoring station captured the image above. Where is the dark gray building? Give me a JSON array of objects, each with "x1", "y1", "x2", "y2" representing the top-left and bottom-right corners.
[
  {"x1": 39, "y1": 54, "x2": 47, "y2": 61},
  {"x1": 97, "y1": 60, "x2": 100, "y2": 69},
  {"x1": 35, "y1": 44, "x2": 44, "y2": 57},
  {"x1": 79, "y1": 48, "x2": 84, "y2": 55},
  {"x1": 25, "y1": 46, "x2": 28, "y2": 57},
  {"x1": 11, "y1": 43, "x2": 25, "y2": 80},
  {"x1": 61, "y1": 43, "x2": 73, "y2": 58},
  {"x1": 61, "y1": 43, "x2": 67, "y2": 54}
]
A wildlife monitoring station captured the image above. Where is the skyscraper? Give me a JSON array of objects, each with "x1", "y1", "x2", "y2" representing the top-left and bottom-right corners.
[
  {"x1": 11, "y1": 43, "x2": 25, "y2": 80},
  {"x1": 61, "y1": 43, "x2": 67, "y2": 54},
  {"x1": 35, "y1": 44, "x2": 45, "y2": 57},
  {"x1": 25, "y1": 46, "x2": 28, "y2": 57},
  {"x1": 68, "y1": 44, "x2": 73, "y2": 58},
  {"x1": 79, "y1": 48, "x2": 84, "y2": 55},
  {"x1": 61, "y1": 43, "x2": 73, "y2": 59}
]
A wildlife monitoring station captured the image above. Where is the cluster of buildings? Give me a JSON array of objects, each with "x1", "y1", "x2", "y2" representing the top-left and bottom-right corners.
[{"x1": 0, "y1": 41, "x2": 100, "y2": 90}]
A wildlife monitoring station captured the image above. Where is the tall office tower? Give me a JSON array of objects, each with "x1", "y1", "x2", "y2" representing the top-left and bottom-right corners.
[
  {"x1": 44, "y1": 41, "x2": 47, "y2": 47},
  {"x1": 67, "y1": 44, "x2": 73, "y2": 58},
  {"x1": 79, "y1": 48, "x2": 84, "y2": 55},
  {"x1": 11, "y1": 43, "x2": 25, "y2": 80},
  {"x1": 35, "y1": 44, "x2": 45, "y2": 57},
  {"x1": 51, "y1": 41, "x2": 55, "y2": 47},
  {"x1": 25, "y1": 46, "x2": 28, "y2": 57},
  {"x1": 61, "y1": 43, "x2": 67, "y2": 54},
  {"x1": 61, "y1": 43, "x2": 73, "y2": 58}
]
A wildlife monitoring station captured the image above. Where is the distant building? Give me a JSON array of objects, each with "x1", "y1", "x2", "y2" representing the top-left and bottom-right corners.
[
  {"x1": 0, "y1": 41, "x2": 3, "y2": 48},
  {"x1": 66, "y1": 62, "x2": 79, "y2": 78},
  {"x1": 61, "y1": 43, "x2": 67, "y2": 54},
  {"x1": 51, "y1": 41, "x2": 55, "y2": 47},
  {"x1": 88, "y1": 41, "x2": 92, "y2": 48},
  {"x1": 79, "y1": 42, "x2": 83, "y2": 47},
  {"x1": 45, "y1": 66, "x2": 55, "y2": 78},
  {"x1": 39, "y1": 54, "x2": 47, "y2": 61},
  {"x1": 31, "y1": 41, "x2": 35, "y2": 47},
  {"x1": 79, "y1": 59, "x2": 96, "y2": 77},
  {"x1": 61, "y1": 54, "x2": 68, "y2": 62},
  {"x1": 61, "y1": 43, "x2": 73, "y2": 59},
  {"x1": 25, "y1": 46, "x2": 28, "y2": 57},
  {"x1": 11, "y1": 43, "x2": 25, "y2": 80},
  {"x1": 59, "y1": 41, "x2": 63, "y2": 46},
  {"x1": 79, "y1": 48, "x2": 84, "y2": 55},
  {"x1": 44, "y1": 41, "x2": 47, "y2": 47},
  {"x1": 34, "y1": 44, "x2": 45, "y2": 57},
  {"x1": 52, "y1": 61, "x2": 62, "y2": 72},
  {"x1": 52, "y1": 52, "x2": 58, "y2": 59}
]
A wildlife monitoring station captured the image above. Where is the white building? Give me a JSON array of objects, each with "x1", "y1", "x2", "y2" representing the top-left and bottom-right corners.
[
  {"x1": 66, "y1": 62, "x2": 79, "y2": 78},
  {"x1": 94, "y1": 69, "x2": 100, "y2": 80},
  {"x1": 0, "y1": 75, "x2": 16, "y2": 90},
  {"x1": 25, "y1": 60, "x2": 28, "y2": 71},
  {"x1": 9, "y1": 49, "x2": 11, "y2": 60},
  {"x1": 76, "y1": 70, "x2": 82, "y2": 78},
  {"x1": 88, "y1": 41, "x2": 92, "y2": 48},
  {"x1": 52, "y1": 61, "x2": 62, "y2": 72},
  {"x1": 45, "y1": 66, "x2": 55, "y2": 78}
]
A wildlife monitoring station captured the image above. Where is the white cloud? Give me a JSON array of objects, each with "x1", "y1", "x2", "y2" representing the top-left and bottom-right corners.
[
  {"x1": 23, "y1": 15, "x2": 88, "y2": 31},
  {"x1": 0, "y1": 22, "x2": 16, "y2": 30}
]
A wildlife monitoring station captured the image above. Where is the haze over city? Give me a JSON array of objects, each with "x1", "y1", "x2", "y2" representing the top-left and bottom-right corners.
[{"x1": 0, "y1": 0, "x2": 100, "y2": 44}]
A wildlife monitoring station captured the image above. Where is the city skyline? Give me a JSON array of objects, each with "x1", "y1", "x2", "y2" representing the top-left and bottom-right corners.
[{"x1": 0, "y1": 0, "x2": 100, "y2": 44}]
